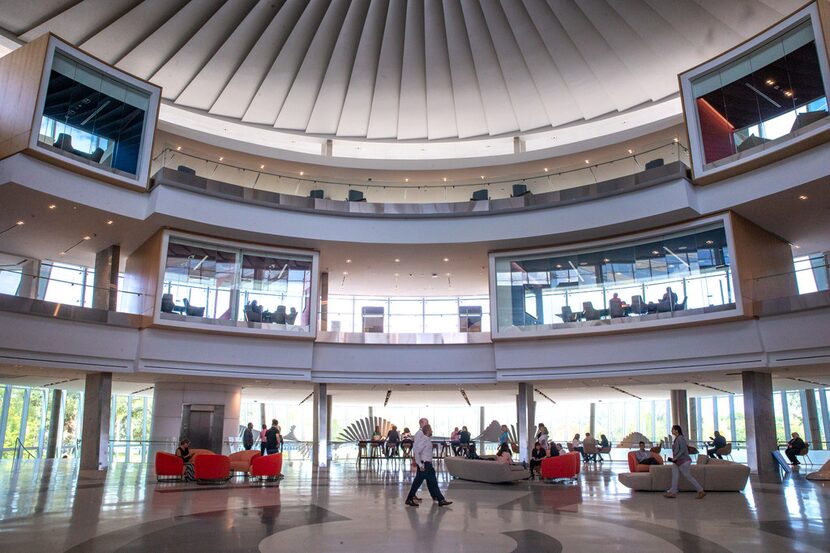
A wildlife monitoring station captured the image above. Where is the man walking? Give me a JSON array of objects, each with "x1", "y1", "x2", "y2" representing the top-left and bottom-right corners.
[
  {"x1": 265, "y1": 419, "x2": 281, "y2": 455},
  {"x1": 405, "y1": 421, "x2": 451, "y2": 507}
]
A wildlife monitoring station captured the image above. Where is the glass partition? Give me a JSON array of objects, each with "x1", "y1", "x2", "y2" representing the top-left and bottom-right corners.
[
  {"x1": 681, "y1": 4, "x2": 830, "y2": 180},
  {"x1": 159, "y1": 234, "x2": 316, "y2": 335},
  {"x1": 491, "y1": 221, "x2": 736, "y2": 336}
]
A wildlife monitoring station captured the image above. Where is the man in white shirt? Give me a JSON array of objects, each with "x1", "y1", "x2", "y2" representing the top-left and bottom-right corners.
[{"x1": 405, "y1": 421, "x2": 451, "y2": 507}]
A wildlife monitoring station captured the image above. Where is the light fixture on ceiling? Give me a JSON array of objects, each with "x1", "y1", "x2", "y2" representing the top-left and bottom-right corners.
[
  {"x1": 393, "y1": 272, "x2": 399, "y2": 277},
  {"x1": 543, "y1": 167, "x2": 548, "y2": 172},
  {"x1": 346, "y1": 259, "x2": 352, "y2": 263},
  {"x1": 59, "y1": 251, "x2": 66, "y2": 255},
  {"x1": 48, "y1": 204, "x2": 56, "y2": 209},
  {"x1": 798, "y1": 195, "x2": 808, "y2": 200},
  {"x1": 106, "y1": 220, "x2": 113, "y2": 225},
  {"x1": 579, "y1": 261, "x2": 588, "y2": 266},
  {"x1": 405, "y1": 178, "x2": 409, "y2": 182},
  {"x1": 299, "y1": 171, "x2": 304, "y2": 176},
  {"x1": 784, "y1": 90, "x2": 793, "y2": 97},
  {"x1": 445, "y1": 272, "x2": 451, "y2": 277},
  {"x1": 83, "y1": 235, "x2": 91, "y2": 240},
  {"x1": 176, "y1": 146, "x2": 181, "y2": 151},
  {"x1": 342, "y1": 271, "x2": 348, "y2": 275},
  {"x1": 793, "y1": 244, "x2": 801, "y2": 249},
  {"x1": 16, "y1": 220, "x2": 24, "y2": 226},
  {"x1": 651, "y1": 250, "x2": 660, "y2": 255},
  {"x1": 443, "y1": 257, "x2": 449, "y2": 262},
  {"x1": 673, "y1": 137, "x2": 679, "y2": 142},
  {"x1": 394, "y1": 258, "x2": 400, "y2": 263},
  {"x1": 259, "y1": 164, "x2": 265, "y2": 169},
  {"x1": 766, "y1": 79, "x2": 774, "y2": 86},
  {"x1": 584, "y1": 159, "x2": 590, "y2": 164},
  {"x1": 219, "y1": 156, "x2": 224, "y2": 161},
  {"x1": 443, "y1": 177, "x2": 447, "y2": 182},
  {"x1": 480, "y1": 175, "x2": 485, "y2": 179},
  {"x1": 603, "y1": 258, "x2": 610, "y2": 262},
  {"x1": 627, "y1": 149, "x2": 633, "y2": 154},
  {"x1": 431, "y1": 273, "x2": 438, "y2": 278},
  {"x1": 705, "y1": 240, "x2": 714, "y2": 245}
]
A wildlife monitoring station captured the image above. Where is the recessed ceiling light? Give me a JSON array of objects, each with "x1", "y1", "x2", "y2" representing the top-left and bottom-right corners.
[
  {"x1": 59, "y1": 251, "x2": 66, "y2": 255},
  {"x1": 48, "y1": 204, "x2": 56, "y2": 209},
  {"x1": 584, "y1": 159, "x2": 590, "y2": 164},
  {"x1": 345, "y1": 259, "x2": 352, "y2": 263},
  {"x1": 627, "y1": 149, "x2": 633, "y2": 154},
  {"x1": 299, "y1": 171, "x2": 304, "y2": 176},
  {"x1": 784, "y1": 90, "x2": 793, "y2": 97},
  {"x1": 603, "y1": 258, "x2": 610, "y2": 262},
  {"x1": 579, "y1": 261, "x2": 587, "y2": 266},
  {"x1": 543, "y1": 167, "x2": 548, "y2": 172},
  {"x1": 342, "y1": 271, "x2": 348, "y2": 275},
  {"x1": 394, "y1": 258, "x2": 400, "y2": 263},
  {"x1": 678, "y1": 246, "x2": 687, "y2": 250},
  {"x1": 793, "y1": 244, "x2": 801, "y2": 249},
  {"x1": 106, "y1": 220, "x2": 113, "y2": 225},
  {"x1": 405, "y1": 178, "x2": 409, "y2": 182},
  {"x1": 219, "y1": 156, "x2": 224, "y2": 161},
  {"x1": 445, "y1": 272, "x2": 451, "y2": 277},
  {"x1": 480, "y1": 175, "x2": 485, "y2": 179},
  {"x1": 15, "y1": 220, "x2": 24, "y2": 225},
  {"x1": 705, "y1": 240, "x2": 714, "y2": 245},
  {"x1": 766, "y1": 79, "x2": 774, "y2": 86},
  {"x1": 443, "y1": 257, "x2": 449, "y2": 262},
  {"x1": 83, "y1": 235, "x2": 92, "y2": 240},
  {"x1": 176, "y1": 146, "x2": 181, "y2": 151},
  {"x1": 798, "y1": 195, "x2": 808, "y2": 200},
  {"x1": 260, "y1": 164, "x2": 265, "y2": 169},
  {"x1": 651, "y1": 250, "x2": 660, "y2": 255},
  {"x1": 556, "y1": 264, "x2": 562, "y2": 268},
  {"x1": 673, "y1": 137, "x2": 679, "y2": 142},
  {"x1": 443, "y1": 177, "x2": 447, "y2": 182}
]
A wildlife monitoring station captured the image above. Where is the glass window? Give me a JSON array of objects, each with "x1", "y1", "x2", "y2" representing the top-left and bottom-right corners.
[
  {"x1": 492, "y1": 222, "x2": 735, "y2": 335},
  {"x1": 38, "y1": 52, "x2": 151, "y2": 177},
  {"x1": 691, "y1": 19, "x2": 828, "y2": 166},
  {"x1": 159, "y1": 235, "x2": 315, "y2": 334}
]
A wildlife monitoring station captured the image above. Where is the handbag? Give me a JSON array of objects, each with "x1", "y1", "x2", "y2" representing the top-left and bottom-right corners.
[{"x1": 510, "y1": 442, "x2": 519, "y2": 454}]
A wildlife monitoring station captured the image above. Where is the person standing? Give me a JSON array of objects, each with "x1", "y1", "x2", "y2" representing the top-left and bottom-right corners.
[
  {"x1": 665, "y1": 425, "x2": 705, "y2": 499},
  {"x1": 265, "y1": 419, "x2": 281, "y2": 455},
  {"x1": 259, "y1": 424, "x2": 268, "y2": 456},
  {"x1": 499, "y1": 425, "x2": 510, "y2": 447},
  {"x1": 243, "y1": 422, "x2": 254, "y2": 451},
  {"x1": 405, "y1": 423, "x2": 452, "y2": 507}
]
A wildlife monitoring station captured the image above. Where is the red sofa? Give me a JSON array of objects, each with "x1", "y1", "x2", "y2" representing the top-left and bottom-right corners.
[
  {"x1": 540, "y1": 452, "x2": 581, "y2": 480},
  {"x1": 251, "y1": 453, "x2": 283, "y2": 480},
  {"x1": 627, "y1": 451, "x2": 664, "y2": 473},
  {"x1": 155, "y1": 451, "x2": 184, "y2": 481},
  {"x1": 194, "y1": 454, "x2": 231, "y2": 483}
]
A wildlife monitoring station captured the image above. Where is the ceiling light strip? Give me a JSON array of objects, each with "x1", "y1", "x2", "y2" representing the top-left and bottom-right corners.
[
  {"x1": 608, "y1": 385, "x2": 642, "y2": 400},
  {"x1": 534, "y1": 388, "x2": 556, "y2": 404},
  {"x1": 689, "y1": 381, "x2": 734, "y2": 395},
  {"x1": 298, "y1": 392, "x2": 313, "y2": 406},
  {"x1": 459, "y1": 388, "x2": 471, "y2": 406}
]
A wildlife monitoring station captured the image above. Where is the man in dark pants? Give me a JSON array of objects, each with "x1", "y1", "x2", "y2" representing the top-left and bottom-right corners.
[
  {"x1": 706, "y1": 431, "x2": 727, "y2": 458},
  {"x1": 265, "y1": 419, "x2": 281, "y2": 455},
  {"x1": 243, "y1": 422, "x2": 254, "y2": 451},
  {"x1": 785, "y1": 432, "x2": 806, "y2": 465},
  {"x1": 405, "y1": 423, "x2": 451, "y2": 507}
]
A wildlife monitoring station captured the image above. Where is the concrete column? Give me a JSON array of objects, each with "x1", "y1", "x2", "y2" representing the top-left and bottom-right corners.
[
  {"x1": 312, "y1": 384, "x2": 330, "y2": 467},
  {"x1": 46, "y1": 389, "x2": 63, "y2": 459},
  {"x1": 479, "y1": 406, "x2": 485, "y2": 453},
  {"x1": 319, "y1": 272, "x2": 329, "y2": 331},
  {"x1": 670, "y1": 389, "x2": 689, "y2": 434},
  {"x1": 742, "y1": 371, "x2": 780, "y2": 483},
  {"x1": 516, "y1": 383, "x2": 533, "y2": 462},
  {"x1": 259, "y1": 402, "x2": 266, "y2": 428},
  {"x1": 93, "y1": 245, "x2": 120, "y2": 311},
  {"x1": 802, "y1": 389, "x2": 821, "y2": 450},
  {"x1": 688, "y1": 398, "x2": 698, "y2": 443},
  {"x1": 15, "y1": 259, "x2": 40, "y2": 298},
  {"x1": 80, "y1": 372, "x2": 112, "y2": 471},
  {"x1": 820, "y1": 390, "x2": 830, "y2": 451},
  {"x1": 589, "y1": 403, "x2": 596, "y2": 437}
]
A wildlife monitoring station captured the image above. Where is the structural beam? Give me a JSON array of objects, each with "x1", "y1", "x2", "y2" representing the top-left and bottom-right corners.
[
  {"x1": 742, "y1": 371, "x2": 780, "y2": 483},
  {"x1": 80, "y1": 372, "x2": 112, "y2": 471}
]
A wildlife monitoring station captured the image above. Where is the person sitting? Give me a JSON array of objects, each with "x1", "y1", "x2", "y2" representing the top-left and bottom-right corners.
[
  {"x1": 176, "y1": 438, "x2": 195, "y2": 481},
  {"x1": 385, "y1": 425, "x2": 400, "y2": 458},
  {"x1": 785, "y1": 432, "x2": 806, "y2": 466},
  {"x1": 371, "y1": 425, "x2": 382, "y2": 443},
  {"x1": 552, "y1": 443, "x2": 563, "y2": 456},
  {"x1": 599, "y1": 434, "x2": 610, "y2": 448},
  {"x1": 583, "y1": 432, "x2": 598, "y2": 462},
  {"x1": 609, "y1": 293, "x2": 626, "y2": 317},
  {"x1": 401, "y1": 427, "x2": 414, "y2": 456},
  {"x1": 706, "y1": 430, "x2": 727, "y2": 458},
  {"x1": 495, "y1": 443, "x2": 513, "y2": 464},
  {"x1": 465, "y1": 442, "x2": 480, "y2": 460},
  {"x1": 634, "y1": 441, "x2": 660, "y2": 466},
  {"x1": 659, "y1": 286, "x2": 678, "y2": 310},
  {"x1": 572, "y1": 433, "x2": 585, "y2": 460},
  {"x1": 529, "y1": 441, "x2": 547, "y2": 479},
  {"x1": 450, "y1": 427, "x2": 461, "y2": 455},
  {"x1": 459, "y1": 426, "x2": 471, "y2": 451}
]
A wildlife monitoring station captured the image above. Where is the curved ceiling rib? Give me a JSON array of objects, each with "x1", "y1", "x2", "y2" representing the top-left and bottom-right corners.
[{"x1": 0, "y1": 0, "x2": 808, "y2": 143}]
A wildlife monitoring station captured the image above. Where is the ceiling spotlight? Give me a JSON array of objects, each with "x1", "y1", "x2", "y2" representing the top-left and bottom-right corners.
[
  {"x1": 480, "y1": 175, "x2": 485, "y2": 179},
  {"x1": 543, "y1": 167, "x2": 549, "y2": 172},
  {"x1": 219, "y1": 156, "x2": 224, "y2": 161},
  {"x1": 603, "y1": 258, "x2": 610, "y2": 262},
  {"x1": 705, "y1": 240, "x2": 714, "y2": 245},
  {"x1": 394, "y1": 258, "x2": 400, "y2": 263},
  {"x1": 798, "y1": 195, "x2": 808, "y2": 200},
  {"x1": 627, "y1": 149, "x2": 633, "y2": 154},
  {"x1": 59, "y1": 251, "x2": 66, "y2": 255},
  {"x1": 584, "y1": 159, "x2": 590, "y2": 164},
  {"x1": 15, "y1": 220, "x2": 24, "y2": 226},
  {"x1": 299, "y1": 171, "x2": 304, "y2": 176},
  {"x1": 556, "y1": 264, "x2": 562, "y2": 268},
  {"x1": 106, "y1": 220, "x2": 113, "y2": 225},
  {"x1": 346, "y1": 259, "x2": 352, "y2": 263},
  {"x1": 766, "y1": 79, "x2": 774, "y2": 86},
  {"x1": 342, "y1": 271, "x2": 348, "y2": 275},
  {"x1": 405, "y1": 178, "x2": 409, "y2": 182},
  {"x1": 793, "y1": 244, "x2": 801, "y2": 249},
  {"x1": 83, "y1": 235, "x2": 92, "y2": 240},
  {"x1": 651, "y1": 250, "x2": 660, "y2": 255},
  {"x1": 48, "y1": 204, "x2": 56, "y2": 209},
  {"x1": 579, "y1": 261, "x2": 588, "y2": 266},
  {"x1": 784, "y1": 90, "x2": 793, "y2": 97},
  {"x1": 443, "y1": 177, "x2": 447, "y2": 182},
  {"x1": 176, "y1": 146, "x2": 181, "y2": 151},
  {"x1": 673, "y1": 137, "x2": 679, "y2": 142},
  {"x1": 443, "y1": 257, "x2": 449, "y2": 262}
]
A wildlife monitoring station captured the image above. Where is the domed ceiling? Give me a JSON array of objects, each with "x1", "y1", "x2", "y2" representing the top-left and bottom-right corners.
[{"x1": 0, "y1": 0, "x2": 804, "y2": 142}]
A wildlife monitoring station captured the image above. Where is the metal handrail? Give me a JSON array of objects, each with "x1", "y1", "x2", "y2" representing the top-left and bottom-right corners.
[{"x1": 0, "y1": 267, "x2": 147, "y2": 298}]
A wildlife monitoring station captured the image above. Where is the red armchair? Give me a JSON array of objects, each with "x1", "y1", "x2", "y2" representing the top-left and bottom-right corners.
[
  {"x1": 155, "y1": 451, "x2": 184, "y2": 481},
  {"x1": 540, "y1": 452, "x2": 581, "y2": 481},
  {"x1": 194, "y1": 454, "x2": 231, "y2": 483},
  {"x1": 229, "y1": 450, "x2": 261, "y2": 475},
  {"x1": 627, "y1": 451, "x2": 664, "y2": 473},
  {"x1": 251, "y1": 453, "x2": 283, "y2": 481}
]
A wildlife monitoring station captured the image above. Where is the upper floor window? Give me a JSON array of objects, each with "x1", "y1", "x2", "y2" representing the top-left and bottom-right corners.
[{"x1": 681, "y1": 3, "x2": 830, "y2": 182}]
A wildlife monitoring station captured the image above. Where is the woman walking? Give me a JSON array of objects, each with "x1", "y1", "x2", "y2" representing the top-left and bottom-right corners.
[{"x1": 665, "y1": 424, "x2": 705, "y2": 499}]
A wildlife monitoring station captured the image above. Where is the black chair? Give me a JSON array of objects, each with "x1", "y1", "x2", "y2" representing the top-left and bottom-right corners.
[
  {"x1": 273, "y1": 305, "x2": 287, "y2": 324},
  {"x1": 309, "y1": 189, "x2": 324, "y2": 199},
  {"x1": 608, "y1": 299, "x2": 625, "y2": 318},
  {"x1": 583, "y1": 301, "x2": 601, "y2": 321},
  {"x1": 630, "y1": 295, "x2": 648, "y2": 315},
  {"x1": 347, "y1": 190, "x2": 366, "y2": 202},
  {"x1": 471, "y1": 189, "x2": 489, "y2": 201},
  {"x1": 644, "y1": 158, "x2": 664, "y2": 170},
  {"x1": 182, "y1": 298, "x2": 205, "y2": 317},
  {"x1": 511, "y1": 184, "x2": 529, "y2": 197},
  {"x1": 177, "y1": 165, "x2": 196, "y2": 175},
  {"x1": 160, "y1": 294, "x2": 175, "y2": 313},
  {"x1": 675, "y1": 296, "x2": 688, "y2": 311},
  {"x1": 559, "y1": 306, "x2": 577, "y2": 323},
  {"x1": 53, "y1": 133, "x2": 73, "y2": 151}
]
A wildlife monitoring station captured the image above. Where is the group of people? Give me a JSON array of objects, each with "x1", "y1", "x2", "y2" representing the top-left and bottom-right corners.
[
  {"x1": 370, "y1": 424, "x2": 476, "y2": 459},
  {"x1": 241, "y1": 419, "x2": 284, "y2": 456},
  {"x1": 569, "y1": 432, "x2": 610, "y2": 462}
]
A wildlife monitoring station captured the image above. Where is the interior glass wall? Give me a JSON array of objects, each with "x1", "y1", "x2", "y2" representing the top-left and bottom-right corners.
[
  {"x1": 37, "y1": 52, "x2": 151, "y2": 177},
  {"x1": 690, "y1": 18, "x2": 829, "y2": 166},
  {"x1": 492, "y1": 223, "x2": 734, "y2": 335},
  {"x1": 160, "y1": 236, "x2": 315, "y2": 333}
]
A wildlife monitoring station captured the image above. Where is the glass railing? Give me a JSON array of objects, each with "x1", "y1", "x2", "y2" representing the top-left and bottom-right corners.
[
  {"x1": 151, "y1": 140, "x2": 690, "y2": 205},
  {"x1": 751, "y1": 261, "x2": 830, "y2": 314}
]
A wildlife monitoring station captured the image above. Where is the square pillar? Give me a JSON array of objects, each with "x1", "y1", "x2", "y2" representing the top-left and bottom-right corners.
[
  {"x1": 688, "y1": 397, "x2": 699, "y2": 443},
  {"x1": 46, "y1": 389, "x2": 63, "y2": 459},
  {"x1": 589, "y1": 403, "x2": 596, "y2": 438},
  {"x1": 93, "y1": 245, "x2": 120, "y2": 311},
  {"x1": 319, "y1": 272, "x2": 329, "y2": 331},
  {"x1": 80, "y1": 372, "x2": 112, "y2": 471},
  {"x1": 802, "y1": 389, "x2": 822, "y2": 450},
  {"x1": 742, "y1": 371, "x2": 780, "y2": 483},
  {"x1": 670, "y1": 389, "x2": 689, "y2": 434},
  {"x1": 312, "y1": 384, "x2": 330, "y2": 467},
  {"x1": 516, "y1": 382, "x2": 534, "y2": 462}
]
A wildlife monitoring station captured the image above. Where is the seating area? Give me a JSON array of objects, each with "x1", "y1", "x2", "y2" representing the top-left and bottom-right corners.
[
  {"x1": 540, "y1": 452, "x2": 581, "y2": 481},
  {"x1": 444, "y1": 457, "x2": 530, "y2": 483},
  {"x1": 618, "y1": 456, "x2": 750, "y2": 492},
  {"x1": 556, "y1": 295, "x2": 689, "y2": 323},
  {"x1": 154, "y1": 450, "x2": 283, "y2": 484}
]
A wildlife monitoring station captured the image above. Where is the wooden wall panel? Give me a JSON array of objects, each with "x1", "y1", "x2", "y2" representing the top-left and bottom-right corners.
[
  {"x1": 124, "y1": 229, "x2": 164, "y2": 323},
  {"x1": 0, "y1": 35, "x2": 48, "y2": 161}
]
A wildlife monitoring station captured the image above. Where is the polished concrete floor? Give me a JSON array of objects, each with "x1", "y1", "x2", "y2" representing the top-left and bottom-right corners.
[{"x1": 0, "y1": 457, "x2": 828, "y2": 552}]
